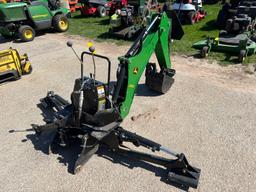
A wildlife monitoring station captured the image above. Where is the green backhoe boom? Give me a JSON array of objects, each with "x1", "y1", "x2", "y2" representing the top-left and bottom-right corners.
[{"x1": 112, "y1": 12, "x2": 183, "y2": 119}]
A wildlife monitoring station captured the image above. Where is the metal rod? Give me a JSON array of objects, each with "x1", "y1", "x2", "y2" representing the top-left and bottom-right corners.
[
  {"x1": 116, "y1": 148, "x2": 176, "y2": 168},
  {"x1": 81, "y1": 51, "x2": 111, "y2": 96},
  {"x1": 92, "y1": 54, "x2": 96, "y2": 85},
  {"x1": 160, "y1": 146, "x2": 178, "y2": 157},
  {"x1": 70, "y1": 46, "x2": 84, "y2": 85}
]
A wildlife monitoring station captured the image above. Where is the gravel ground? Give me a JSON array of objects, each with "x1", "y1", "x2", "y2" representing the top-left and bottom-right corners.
[{"x1": 0, "y1": 34, "x2": 256, "y2": 192}]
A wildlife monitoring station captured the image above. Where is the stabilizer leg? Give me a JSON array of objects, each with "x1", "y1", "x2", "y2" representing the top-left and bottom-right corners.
[
  {"x1": 74, "y1": 136, "x2": 99, "y2": 174},
  {"x1": 104, "y1": 127, "x2": 200, "y2": 189}
]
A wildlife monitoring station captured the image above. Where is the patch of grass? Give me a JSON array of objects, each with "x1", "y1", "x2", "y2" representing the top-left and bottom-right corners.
[
  {"x1": 68, "y1": 13, "x2": 128, "y2": 45},
  {"x1": 172, "y1": 4, "x2": 220, "y2": 54},
  {"x1": 67, "y1": 4, "x2": 256, "y2": 64},
  {"x1": 172, "y1": 3, "x2": 256, "y2": 64}
]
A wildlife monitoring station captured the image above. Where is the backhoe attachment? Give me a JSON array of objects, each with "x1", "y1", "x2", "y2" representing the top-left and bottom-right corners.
[
  {"x1": 27, "y1": 12, "x2": 200, "y2": 190},
  {"x1": 32, "y1": 92, "x2": 200, "y2": 189}
]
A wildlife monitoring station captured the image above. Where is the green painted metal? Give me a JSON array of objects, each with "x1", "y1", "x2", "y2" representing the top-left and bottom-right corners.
[
  {"x1": 0, "y1": 0, "x2": 69, "y2": 35},
  {"x1": 0, "y1": 3, "x2": 27, "y2": 22},
  {"x1": 28, "y1": 4, "x2": 52, "y2": 22},
  {"x1": 51, "y1": 8, "x2": 70, "y2": 16},
  {"x1": 192, "y1": 36, "x2": 256, "y2": 56},
  {"x1": 118, "y1": 13, "x2": 173, "y2": 119}
]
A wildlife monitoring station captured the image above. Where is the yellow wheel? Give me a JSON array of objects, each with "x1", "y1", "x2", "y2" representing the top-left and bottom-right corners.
[
  {"x1": 59, "y1": 20, "x2": 68, "y2": 31},
  {"x1": 24, "y1": 30, "x2": 33, "y2": 39},
  {"x1": 53, "y1": 14, "x2": 69, "y2": 32},
  {"x1": 18, "y1": 25, "x2": 35, "y2": 42}
]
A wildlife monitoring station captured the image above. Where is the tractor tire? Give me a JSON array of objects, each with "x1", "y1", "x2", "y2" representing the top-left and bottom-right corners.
[
  {"x1": 201, "y1": 46, "x2": 209, "y2": 58},
  {"x1": 97, "y1": 6, "x2": 106, "y2": 17},
  {"x1": 187, "y1": 11, "x2": 196, "y2": 25},
  {"x1": 250, "y1": 34, "x2": 256, "y2": 42},
  {"x1": 53, "y1": 14, "x2": 69, "y2": 32},
  {"x1": 238, "y1": 50, "x2": 246, "y2": 63},
  {"x1": 18, "y1": 25, "x2": 35, "y2": 42}
]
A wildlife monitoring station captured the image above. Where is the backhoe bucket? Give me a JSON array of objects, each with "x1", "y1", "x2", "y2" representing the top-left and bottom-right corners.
[{"x1": 145, "y1": 63, "x2": 175, "y2": 94}]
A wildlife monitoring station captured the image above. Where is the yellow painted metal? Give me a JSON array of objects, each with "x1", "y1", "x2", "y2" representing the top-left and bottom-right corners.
[
  {"x1": 87, "y1": 42, "x2": 96, "y2": 54},
  {"x1": 24, "y1": 29, "x2": 33, "y2": 39},
  {"x1": 59, "y1": 20, "x2": 68, "y2": 31},
  {"x1": 0, "y1": 48, "x2": 32, "y2": 82}
]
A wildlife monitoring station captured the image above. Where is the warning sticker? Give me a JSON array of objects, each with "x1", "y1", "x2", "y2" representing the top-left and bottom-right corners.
[
  {"x1": 98, "y1": 99, "x2": 106, "y2": 111},
  {"x1": 97, "y1": 86, "x2": 105, "y2": 98}
]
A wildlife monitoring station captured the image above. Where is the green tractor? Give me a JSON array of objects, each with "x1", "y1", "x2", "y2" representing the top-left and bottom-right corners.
[{"x1": 0, "y1": 0, "x2": 70, "y2": 42}]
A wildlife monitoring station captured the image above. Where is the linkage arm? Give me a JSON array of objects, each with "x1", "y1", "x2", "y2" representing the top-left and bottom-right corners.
[{"x1": 113, "y1": 13, "x2": 174, "y2": 119}]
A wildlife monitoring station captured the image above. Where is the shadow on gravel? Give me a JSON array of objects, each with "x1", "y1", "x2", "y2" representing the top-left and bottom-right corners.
[
  {"x1": 97, "y1": 31, "x2": 135, "y2": 42},
  {"x1": 136, "y1": 84, "x2": 162, "y2": 97},
  {"x1": 97, "y1": 146, "x2": 189, "y2": 191},
  {"x1": 23, "y1": 132, "x2": 189, "y2": 191},
  {"x1": 0, "y1": 37, "x2": 14, "y2": 43},
  {"x1": 192, "y1": 52, "x2": 242, "y2": 64},
  {"x1": 109, "y1": 81, "x2": 162, "y2": 97},
  {"x1": 25, "y1": 133, "x2": 84, "y2": 173},
  {"x1": 0, "y1": 29, "x2": 56, "y2": 44},
  {"x1": 15, "y1": 90, "x2": 187, "y2": 191}
]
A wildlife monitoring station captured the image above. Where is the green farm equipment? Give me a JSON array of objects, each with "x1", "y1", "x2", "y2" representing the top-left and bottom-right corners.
[
  {"x1": 109, "y1": 0, "x2": 153, "y2": 39},
  {"x1": 216, "y1": 0, "x2": 256, "y2": 29},
  {"x1": 24, "y1": 12, "x2": 200, "y2": 190},
  {"x1": 192, "y1": 33, "x2": 256, "y2": 62},
  {"x1": 0, "y1": 0, "x2": 70, "y2": 42}
]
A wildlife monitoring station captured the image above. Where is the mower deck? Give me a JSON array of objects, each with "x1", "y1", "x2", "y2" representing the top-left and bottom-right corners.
[{"x1": 192, "y1": 34, "x2": 256, "y2": 62}]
